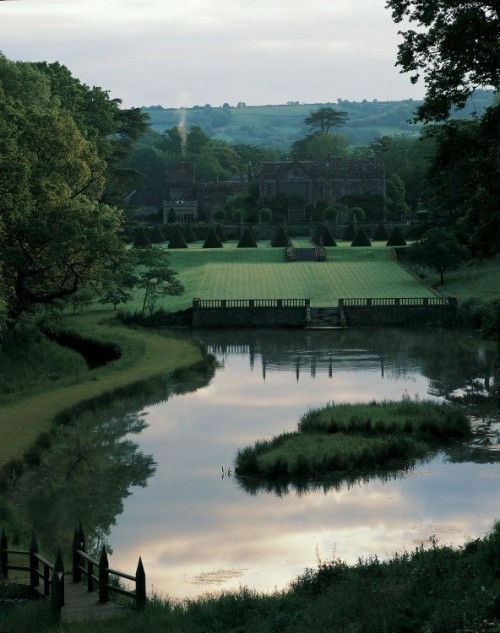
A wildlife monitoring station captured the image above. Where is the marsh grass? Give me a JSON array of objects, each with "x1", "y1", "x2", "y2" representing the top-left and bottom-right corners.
[
  {"x1": 236, "y1": 399, "x2": 470, "y2": 478},
  {"x1": 14, "y1": 522, "x2": 499, "y2": 633}
]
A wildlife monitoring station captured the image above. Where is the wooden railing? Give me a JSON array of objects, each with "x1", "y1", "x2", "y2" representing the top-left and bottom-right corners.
[
  {"x1": 338, "y1": 297, "x2": 457, "y2": 308},
  {"x1": 0, "y1": 527, "x2": 146, "y2": 617},
  {"x1": 193, "y1": 298, "x2": 309, "y2": 309},
  {"x1": 72, "y1": 526, "x2": 146, "y2": 610},
  {"x1": 0, "y1": 530, "x2": 64, "y2": 616}
]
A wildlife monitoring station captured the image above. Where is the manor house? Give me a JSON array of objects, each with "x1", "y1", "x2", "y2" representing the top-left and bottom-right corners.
[
  {"x1": 163, "y1": 157, "x2": 385, "y2": 223},
  {"x1": 163, "y1": 162, "x2": 247, "y2": 223},
  {"x1": 258, "y1": 158, "x2": 386, "y2": 222}
]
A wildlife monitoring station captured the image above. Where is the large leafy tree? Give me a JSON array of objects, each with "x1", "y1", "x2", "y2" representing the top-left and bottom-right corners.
[
  {"x1": 386, "y1": 0, "x2": 500, "y2": 122},
  {"x1": 426, "y1": 106, "x2": 500, "y2": 256},
  {"x1": 304, "y1": 107, "x2": 349, "y2": 133},
  {"x1": 0, "y1": 54, "x2": 145, "y2": 329},
  {"x1": 410, "y1": 227, "x2": 470, "y2": 285}
]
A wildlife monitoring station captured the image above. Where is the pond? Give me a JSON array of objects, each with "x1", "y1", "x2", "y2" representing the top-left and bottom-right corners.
[{"x1": 99, "y1": 327, "x2": 500, "y2": 600}]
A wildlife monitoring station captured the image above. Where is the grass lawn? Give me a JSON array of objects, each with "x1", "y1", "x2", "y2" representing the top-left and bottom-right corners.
[
  {"x1": 0, "y1": 312, "x2": 204, "y2": 466},
  {"x1": 118, "y1": 241, "x2": 437, "y2": 314},
  {"x1": 416, "y1": 254, "x2": 500, "y2": 300}
]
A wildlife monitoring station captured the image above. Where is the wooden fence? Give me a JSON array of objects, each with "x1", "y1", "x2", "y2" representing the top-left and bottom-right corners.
[
  {"x1": 0, "y1": 527, "x2": 146, "y2": 618},
  {"x1": 0, "y1": 531, "x2": 64, "y2": 617},
  {"x1": 72, "y1": 526, "x2": 146, "y2": 610}
]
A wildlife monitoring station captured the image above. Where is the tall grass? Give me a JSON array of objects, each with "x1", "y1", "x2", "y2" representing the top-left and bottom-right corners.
[
  {"x1": 236, "y1": 399, "x2": 470, "y2": 478},
  {"x1": 10, "y1": 522, "x2": 498, "y2": 633}
]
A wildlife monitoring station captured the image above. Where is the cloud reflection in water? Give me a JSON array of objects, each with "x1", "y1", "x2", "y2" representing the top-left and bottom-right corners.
[{"x1": 108, "y1": 328, "x2": 499, "y2": 599}]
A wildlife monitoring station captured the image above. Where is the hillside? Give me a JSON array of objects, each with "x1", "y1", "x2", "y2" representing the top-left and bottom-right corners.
[{"x1": 142, "y1": 91, "x2": 494, "y2": 150}]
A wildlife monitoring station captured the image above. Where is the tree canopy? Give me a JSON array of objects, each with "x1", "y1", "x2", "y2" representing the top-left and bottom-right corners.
[
  {"x1": 386, "y1": 0, "x2": 500, "y2": 121},
  {"x1": 0, "y1": 54, "x2": 147, "y2": 331},
  {"x1": 304, "y1": 107, "x2": 349, "y2": 133}
]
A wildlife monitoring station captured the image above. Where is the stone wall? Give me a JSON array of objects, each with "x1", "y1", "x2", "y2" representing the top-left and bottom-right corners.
[
  {"x1": 343, "y1": 305, "x2": 457, "y2": 327},
  {"x1": 192, "y1": 306, "x2": 307, "y2": 328}
]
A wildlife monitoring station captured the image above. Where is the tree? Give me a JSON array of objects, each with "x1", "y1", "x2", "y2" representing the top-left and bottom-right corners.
[
  {"x1": 135, "y1": 248, "x2": 184, "y2": 316},
  {"x1": 426, "y1": 108, "x2": 500, "y2": 256},
  {"x1": 386, "y1": 0, "x2": 500, "y2": 122},
  {"x1": 257, "y1": 208, "x2": 273, "y2": 223},
  {"x1": 0, "y1": 55, "x2": 144, "y2": 329},
  {"x1": 386, "y1": 173, "x2": 409, "y2": 219},
  {"x1": 304, "y1": 107, "x2": 349, "y2": 134},
  {"x1": 410, "y1": 227, "x2": 470, "y2": 285},
  {"x1": 349, "y1": 207, "x2": 365, "y2": 222}
]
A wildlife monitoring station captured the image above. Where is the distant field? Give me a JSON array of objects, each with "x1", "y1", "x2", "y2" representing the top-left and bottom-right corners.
[{"x1": 124, "y1": 242, "x2": 437, "y2": 314}]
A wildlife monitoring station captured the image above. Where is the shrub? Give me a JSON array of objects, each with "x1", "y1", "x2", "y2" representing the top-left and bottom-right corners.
[
  {"x1": 351, "y1": 227, "x2": 371, "y2": 246},
  {"x1": 386, "y1": 226, "x2": 407, "y2": 246}
]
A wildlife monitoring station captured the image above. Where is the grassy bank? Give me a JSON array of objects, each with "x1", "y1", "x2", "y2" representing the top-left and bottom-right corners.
[
  {"x1": 0, "y1": 312, "x2": 204, "y2": 467},
  {"x1": 2, "y1": 521, "x2": 500, "y2": 633},
  {"x1": 235, "y1": 399, "x2": 470, "y2": 478}
]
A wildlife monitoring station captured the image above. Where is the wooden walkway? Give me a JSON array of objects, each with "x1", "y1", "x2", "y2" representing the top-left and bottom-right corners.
[{"x1": 61, "y1": 576, "x2": 133, "y2": 622}]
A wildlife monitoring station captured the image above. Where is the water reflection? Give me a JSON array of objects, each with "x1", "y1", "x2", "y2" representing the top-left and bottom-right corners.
[
  {"x1": 9, "y1": 362, "x2": 216, "y2": 556},
  {"x1": 103, "y1": 328, "x2": 499, "y2": 599}
]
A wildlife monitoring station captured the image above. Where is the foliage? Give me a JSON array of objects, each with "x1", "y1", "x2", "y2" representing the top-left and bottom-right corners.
[
  {"x1": 168, "y1": 226, "x2": 188, "y2": 249},
  {"x1": 386, "y1": 0, "x2": 500, "y2": 122},
  {"x1": 372, "y1": 222, "x2": 389, "y2": 241},
  {"x1": 135, "y1": 247, "x2": 184, "y2": 315},
  {"x1": 237, "y1": 226, "x2": 258, "y2": 248},
  {"x1": 270, "y1": 226, "x2": 290, "y2": 247},
  {"x1": 351, "y1": 227, "x2": 372, "y2": 247},
  {"x1": 235, "y1": 398, "x2": 470, "y2": 478},
  {"x1": 0, "y1": 54, "x2": 145, "y2": 331},
  {"x1": 203, "y1": 228, "x2": 223, "y2": 248},
  {"x1": 386, "y1": 226, "x2": 407, "y2": 246},
  {"x1": 257, "y1": 207, "x2": 273, "y2": 223},
  {"x1": 410, "y1": 227, "x2": 470, "y2": 285},
  {"x1": 342, "y1": 223, "x2": 356, "y2": 241},
  {"x1": 349, "y1": 206, "x2": 365, "y2": 222},
  {"x1": 426, "y1": 107, "x2": 500, "y2": 257},
  {"x1": 304, "y1": 106, "x2": 349, "y2": 133}
]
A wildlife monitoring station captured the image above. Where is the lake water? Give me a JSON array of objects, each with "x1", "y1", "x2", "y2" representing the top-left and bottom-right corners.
[{"x1": 98, "y1": 327, "x2": 500, "y2": 600}]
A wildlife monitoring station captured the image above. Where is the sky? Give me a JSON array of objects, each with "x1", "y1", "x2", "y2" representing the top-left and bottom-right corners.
[{"x1": 0, "y1": 0, "x2": 425, "y2": 109}]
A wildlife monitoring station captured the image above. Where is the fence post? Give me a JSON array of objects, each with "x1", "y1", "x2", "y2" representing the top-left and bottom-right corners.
[
  {"x1": 72, "y1": 526, "x2": 85, "y2": 583},
  {"x1": 55, "y1": 550, "x2": 65, "y2": 607},
  {"x1": 29, "y1": 533, "x2": 39, "y2": 591},
  {"x1": 0, "y1": 529, "x2": 7, "y2": 578},
  {"x1": 50, "y1": 567, "x2": 62, "y2": 622},
  {"x1": 98, "y1": 547, "x2": 109, "y2": 603},
  {"x1": 136, "y1": 557, "x2": 146, "y2": 610}
]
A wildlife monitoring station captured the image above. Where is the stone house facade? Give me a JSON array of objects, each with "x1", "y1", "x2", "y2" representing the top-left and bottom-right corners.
[
  {"x1": 258, "y1": 158, "x2": 386, "y2": 221},
  {"x1": 163, "y1": 162, "x2": 247, "y2": 223}
]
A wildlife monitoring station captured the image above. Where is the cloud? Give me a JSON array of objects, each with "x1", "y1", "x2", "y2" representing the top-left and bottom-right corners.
[{"x1": 0, "y1": 0, "x2": 423, "y2": 107}]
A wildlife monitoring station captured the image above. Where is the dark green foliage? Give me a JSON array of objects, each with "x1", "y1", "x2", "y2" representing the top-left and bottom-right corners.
[
  {"x1": 409, "y1": 227, "x2": 469, "y2": 284},
  {"x1": 342, "y1": 223, "x2": 356, "y2": 241},
  {"x1": 133, "y1": 228, "x2": 151, "y2": 248},
  {"x1": 313, "y1": 224, "x2": 337, "y2": 246},
  {"x1": 215, "y1": 223, "x2": 227, "y2": 243},
  {"x1": 202, "y1": 228, "x2": 223, "y2": 248},
  {"x1": 147, "y1": 225, "x2": 166, "y2": 244},
  {"x1": 351, "y1": 227, "x2": 372, "y2": 246},
  {"x1": 271, "y1": 225, "x2": 290, "y2": 247},
  {"x1": 182, "y1": 223, "x2": 198, "y2": 243},
  {"x1": 386, "y1": 225, "x2": 407, "y2": 246},
  {"x1": 386, "y1": 0, "x2": 500, "y2": 122},
  {"x1": 237, "y1": 226, "x2": 258, "y2": 248},
  {"x1": 168, "y1": 226, "x2": 188, "y2": 249},
  {"x1": 372, "y1": 222, "x2": 389, "y2": 241}
]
